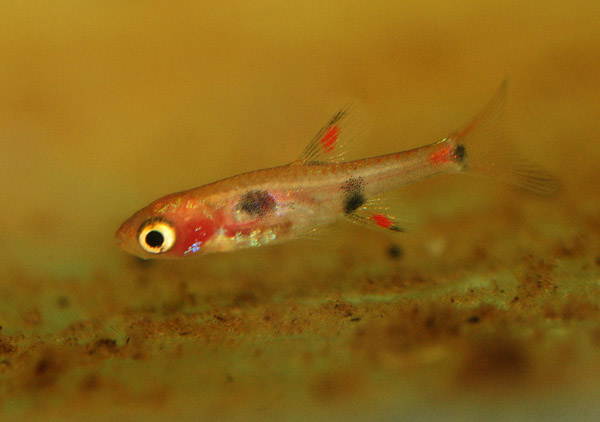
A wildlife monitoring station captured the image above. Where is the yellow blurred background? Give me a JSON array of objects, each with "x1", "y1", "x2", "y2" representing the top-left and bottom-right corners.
[
  {"x1": 0, "y1": 1, "x2": 599, "y2": 421},
  {"x1": 2, "y1": 0, "x2": 597, "y2": 276}
]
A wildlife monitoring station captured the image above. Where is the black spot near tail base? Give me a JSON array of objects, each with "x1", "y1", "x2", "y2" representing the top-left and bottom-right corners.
[{"x1": 453, "y1": 144, "x2": 467, "y2": 163}]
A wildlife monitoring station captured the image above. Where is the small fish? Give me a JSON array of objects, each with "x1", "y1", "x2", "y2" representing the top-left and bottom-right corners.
[{"x1": 116, "y1": 82, "x2": 558, "y2": 259}]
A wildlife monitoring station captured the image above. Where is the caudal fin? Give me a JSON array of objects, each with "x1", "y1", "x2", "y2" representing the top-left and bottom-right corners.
[{"x1": 450, "y1": 81, "x2": 559, "y2": 196}]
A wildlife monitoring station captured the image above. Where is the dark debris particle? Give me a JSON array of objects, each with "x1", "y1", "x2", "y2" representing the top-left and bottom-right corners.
[
  {"x1": 35, "y1": 358, "x2": 51, "y2": 376},
  {"x1": 466, "y1": 315, "x2": 481, "y2": 324},
  {"x1": 386, "y1": 244, "x2": 404, "y2": 260},
  {"x1": 332, "y1": 300, "x2": 357, "y2": 318},
  {"x1": 350, "y1": 317, "x2": 362, "y2": 322},
  {"x1": 595, "y1": 256, "x2": 600, "y2": 266},
  {"x1": 57, "y1": 296, "x2": 70, "y2": 308},
  {"x1": 29, "y1": 349, "x2": 68, "y2": 389},
  {"x1": 0, "y1": 337, "x2": 16, "y2": 355},
  {"x1": 88, "y1": 338, "x2": 117, "y2": 355}
]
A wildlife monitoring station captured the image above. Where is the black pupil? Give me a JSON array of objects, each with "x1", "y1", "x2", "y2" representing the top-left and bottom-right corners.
[{"x1": 145, "y1": 230, "x2": 164, "y2": 248}]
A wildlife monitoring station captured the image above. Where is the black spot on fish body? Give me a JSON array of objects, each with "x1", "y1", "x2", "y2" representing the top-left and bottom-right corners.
[
  {"x1": 453, "y1": 144, "x2": 466, "y2": 163},
  {"x1": 342, "y1": 177, "x2": 365, "y2": 215},
  {"x1": 238, "y1": 190, "x2": 276, "y2": 217},
  {"x1": 344, "y1": 192, "x2": 366, "y2": 214}
]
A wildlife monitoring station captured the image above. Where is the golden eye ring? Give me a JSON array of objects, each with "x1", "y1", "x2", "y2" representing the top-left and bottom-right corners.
[{"x1": 137, "y1": 218, "x2": 176, "y2": 254}]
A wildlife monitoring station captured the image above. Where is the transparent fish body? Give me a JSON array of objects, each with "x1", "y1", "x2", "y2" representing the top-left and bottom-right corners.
[{"x1": 115, "y1": 82, "x2": 558, "y2": 259}]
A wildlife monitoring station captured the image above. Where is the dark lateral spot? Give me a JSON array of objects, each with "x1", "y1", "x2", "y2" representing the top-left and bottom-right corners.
[
  {"x1": 342, "y1": 177, "x2": 365, "y2": 214},
  {"x1": 238, "y1": 190, "x2": 276, "y2": 217},
  {"x1": 453, "y1": 144, "x2": 466, "y2": 162},
  {"x1": 344, "y1": 192, "x2": 365, "y2": 214}
]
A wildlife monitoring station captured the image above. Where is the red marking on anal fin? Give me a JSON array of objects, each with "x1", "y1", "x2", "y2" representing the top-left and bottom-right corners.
[
  {"x1": 346, "y1": 196, "x2": 407, "y2": 233},
  {"x1": 320, "y1": 125, "x2": 339, "y2": 152},
  {"x1": 372, "y1": 213, "x2": 392, "y2": 229},
  {"x1": 429, "y1": 144, "x2": 453, "y2": 164}
]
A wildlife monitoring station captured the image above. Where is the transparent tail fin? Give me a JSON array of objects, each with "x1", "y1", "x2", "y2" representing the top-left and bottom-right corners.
[{"x1": 450, "y1": 81, "x2": 559, "y2": 196}]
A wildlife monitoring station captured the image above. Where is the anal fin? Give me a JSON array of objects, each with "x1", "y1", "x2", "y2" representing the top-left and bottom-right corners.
[{"x1": 345, "y1": 196, "x2": 407, "y2": 233}]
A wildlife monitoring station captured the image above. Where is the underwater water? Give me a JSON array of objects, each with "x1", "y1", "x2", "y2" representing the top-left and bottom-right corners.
[{"x1": 0, "y1": 1, "x2": 599, "y2": 421}]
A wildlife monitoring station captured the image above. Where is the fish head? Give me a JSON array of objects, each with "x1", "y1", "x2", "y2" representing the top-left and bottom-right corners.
[{"x1": 115, "y1": 192, "x2": 221, "y2": 259}]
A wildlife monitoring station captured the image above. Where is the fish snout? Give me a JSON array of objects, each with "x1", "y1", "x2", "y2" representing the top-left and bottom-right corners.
[{"x1": 115, "y1": 219, "x2": 136, "y2": 250}]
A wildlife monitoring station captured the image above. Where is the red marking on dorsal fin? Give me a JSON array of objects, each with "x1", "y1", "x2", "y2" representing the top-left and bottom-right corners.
[
  {"x1": 371, "y1": 213, "x2": 392, "y2": 229},
  {"x1": 320, "y1": 125, "x2": 339, "y2": 152},
  {"x1": 345, "y1": 196, "x2": 407, "y2": 233},
  {"x1": 299, "y1": 107, "x2": 353, "y2": 164},
  {"x1": 429, "y1": 144, "x2": 453, "y2": 164}
]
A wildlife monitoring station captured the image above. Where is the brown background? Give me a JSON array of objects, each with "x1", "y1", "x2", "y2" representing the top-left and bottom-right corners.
[{"x1": 0, "y1": 1, "x2": 599, "y2": 420}]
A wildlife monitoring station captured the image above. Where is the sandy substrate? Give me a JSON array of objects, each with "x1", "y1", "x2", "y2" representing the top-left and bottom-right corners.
[{"x1": 0, "y1": 2, "x2": 599, "y2": 421}]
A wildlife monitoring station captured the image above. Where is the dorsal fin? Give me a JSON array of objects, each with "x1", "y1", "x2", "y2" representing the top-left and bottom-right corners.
[{"x1": 298, "y1": 107, "x2": 351, "y2": 164}]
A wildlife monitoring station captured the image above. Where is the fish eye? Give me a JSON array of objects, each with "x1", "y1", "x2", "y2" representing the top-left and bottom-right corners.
[{"x1": 137, "y1": 218, "x2": 176, "y2": 254}]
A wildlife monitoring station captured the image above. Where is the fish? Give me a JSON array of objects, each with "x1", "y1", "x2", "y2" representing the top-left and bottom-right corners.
[{"x1": 115, "y1": 82, "x2": 558, "y2": 259}]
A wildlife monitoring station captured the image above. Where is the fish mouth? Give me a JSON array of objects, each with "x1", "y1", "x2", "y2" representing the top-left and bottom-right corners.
[
  {"x1": 114, "y1": 220, "x2": 133, "y2": 249},
  {"x1": 114, "y1": 226, "x2": 125, "y2": 247}
]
